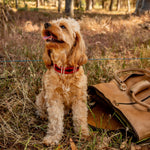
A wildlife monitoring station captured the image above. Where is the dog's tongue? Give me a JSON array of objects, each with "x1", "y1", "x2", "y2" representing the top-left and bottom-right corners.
[
  {"x1": 43, "y1": 35, "x2": 53, "y2": 40},
  {"x1": 43, "y1": 35, "x2": 57, "y2": 41}
]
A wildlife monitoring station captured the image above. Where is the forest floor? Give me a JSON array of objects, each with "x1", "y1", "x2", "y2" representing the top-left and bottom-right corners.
[{"x1": 0, "y1": 4, "x2": 150, "y2": 150}]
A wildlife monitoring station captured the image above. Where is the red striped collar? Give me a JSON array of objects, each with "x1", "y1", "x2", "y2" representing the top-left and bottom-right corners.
[{"x1": 54, "y1": 64, "x2": 79, "y2": 74}]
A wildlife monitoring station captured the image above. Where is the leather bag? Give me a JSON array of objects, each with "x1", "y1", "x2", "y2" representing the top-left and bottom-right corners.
[{"x1": 88, "y1": 68, "x2": 150, "y2": 142}]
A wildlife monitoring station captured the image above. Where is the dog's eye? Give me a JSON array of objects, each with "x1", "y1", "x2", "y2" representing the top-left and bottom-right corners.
[{"x1": 60, "y1": 25, "x2": 66, "y2": 29}]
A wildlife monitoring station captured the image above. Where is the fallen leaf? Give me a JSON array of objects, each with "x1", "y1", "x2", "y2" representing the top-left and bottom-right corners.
[
  {"x1": 120, "y1": 140, "x2": 127, "y2": 149},
  {"x1": 70, "y1": 138, "x2": 77, "y2": 150},
  {"x1": 56, "y1": 144, "x2": 63, "y2": 150}
]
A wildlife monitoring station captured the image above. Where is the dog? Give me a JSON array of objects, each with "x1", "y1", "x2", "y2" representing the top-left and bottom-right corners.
[{"x1": 36, "y1": 18, "x2": 89, "y2": 146}]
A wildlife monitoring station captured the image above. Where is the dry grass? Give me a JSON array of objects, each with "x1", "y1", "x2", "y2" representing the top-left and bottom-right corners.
[{"x1": 0, "y1": 5, "x2": 150, "y2": 149}]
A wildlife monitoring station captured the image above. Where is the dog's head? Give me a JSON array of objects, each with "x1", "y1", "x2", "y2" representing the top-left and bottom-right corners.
[{"x1": 42, "y1": 18, "x2": 87, "y2": 69}]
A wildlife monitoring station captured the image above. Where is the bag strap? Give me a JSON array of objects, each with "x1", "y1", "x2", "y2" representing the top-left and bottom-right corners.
[
  {"x1": 114, "y1": 68, "x2": 150, "y2": 91},
  {"x1": 114, "y1": 68, "x2": 150, "y2": 112},
  {"x1": 130, "y1": 80, "x2": 150, "y2": 112}
]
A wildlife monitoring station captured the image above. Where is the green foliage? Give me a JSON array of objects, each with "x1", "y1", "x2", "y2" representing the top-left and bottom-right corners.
[
  {"x1": 30, "y1": 8, "x2": 39, "y2": 12},
  {"x1": 17, "y1": 7, "x2": 28, "y2": 11}
]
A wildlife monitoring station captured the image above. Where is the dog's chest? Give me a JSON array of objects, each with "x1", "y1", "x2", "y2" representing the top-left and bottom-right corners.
[
  {"x1": 55, "y1": 82, "x2": 76, "y2": 106},
  {"x1": 44, "y1": 69, "x2": 84, "y2": 106}
]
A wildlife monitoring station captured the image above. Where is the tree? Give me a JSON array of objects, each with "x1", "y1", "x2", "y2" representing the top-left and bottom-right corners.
[
  {"x1": 102, "y1": 0, "x2": 105, "y2": 9},
  {"x1": 116, "y1": 0, "x2": 120, "y2": 11},
  {"x1": 15, "y1": 0, "x2": 18, "y2": 8},
  {"x1": 127, "y1": 0, "x2": 131, "y2": 12},
  {"x1": 86, "y1": 0, "x2": 93, "y2": 11},
  {"x1": 92, "y1": 0, "x2": 95, "y2": 8},
  {"x1": 23, "y1": 0, "x2": 26, "y2": 7},
  {"x1": 65, "y1": 0, "x2": 74, "y2": 17},
  {"x1": 36, "y1": 0, "x2": 40, "y2": 8},
  {"x1": 134, "y1": 0, "x2": 150, "y2": 15},
  {"x1": 109, "y1": 0, "x2": 114, "y2": 11},
  {"x1": 74, "y1": 0, "x2": 80, "y2": 8},
  {"x1": 58, "y1": 0, "x2": 62, "y2": 13},
  {"x1": 40, "y1": 0, "x2": 45, "y2": 6},
  {"x1": 141, "y1": 0, "x2": 150, "y2": 11}
]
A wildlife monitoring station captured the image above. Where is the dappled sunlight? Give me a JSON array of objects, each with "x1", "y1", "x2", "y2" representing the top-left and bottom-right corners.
[
  {"x1": 79, "y1": 13, "x2": 150, "y2": 61},
  {"x1": 24, "y1": 21, "x2": 39, "y2": 32}
]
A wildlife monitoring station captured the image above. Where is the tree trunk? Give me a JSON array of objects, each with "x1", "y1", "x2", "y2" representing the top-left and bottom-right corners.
[
  {"x1": 116, "y1": 0, "x2": 120, "y2": 11},
  {"x1": 58, "y1": 0, "x2": 62, "y2": 13},
  {"x1": 109, "y1": 0, "x2": 114, "y2": 11},
  {"x1": 23, "y1": 0, "x2": 26, "y2": 7},
  {"x1": 75, "y1": 0, "x2": 80, "y2": 8},
  {"x1": 135, "y1": 0, "x2": 140, "y2": 14},
  {"x1": 127, "y1": 0, "x2": 130, "y2": 12},
  {"x1": 134, "y1": 0, "x2": 150, "y2": 15},
  {"x1": 15, "y1": 0, "x2": 18, "y2": 9},
  {"x1": 92, "y1": 0, "x2": 95, "y2": 8},
  {"x1": 86, "y1": 0, "x2": 92, "y2": 11},
  {"x1": 40, "y1": 0, "x2": 45, "y2": 6},
  {"x1": 102, "y1": 0, "x2": 105, "y2": 9},
  {"x1": 65, "y1": 0, "x2": 74, "y2": 17},
  {"x1": 36, "y1": 0, "x2": 40, "y2": 8},
  {"x1": 141, "y1": 0, "x2": 150, "y2": 10},
  {"x1": 133, "y1": 0, "x2": 136, "y2": 7}
]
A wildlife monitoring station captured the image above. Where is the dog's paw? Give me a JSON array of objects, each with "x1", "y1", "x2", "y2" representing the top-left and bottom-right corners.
[
  {"x1": 43, "y1": 134, "x2": 62, "y2": 146},
  {"x1": 74, "y1": 126, "x2": 89, "y2": 137},
  {"x1": 81, "y1": 128, "x2": 89, "y2": 137}
]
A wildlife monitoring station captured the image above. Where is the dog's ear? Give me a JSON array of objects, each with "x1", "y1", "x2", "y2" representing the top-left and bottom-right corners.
[
  {"x1": 42, "y1": 49, "x2": 52, "y2": 69},
  {"x1": 68, "y1": 32, "x2": 88, "y2": 66}
]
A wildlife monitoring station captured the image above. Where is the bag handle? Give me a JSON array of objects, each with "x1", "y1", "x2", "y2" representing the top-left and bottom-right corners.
[
  {"x1": 130, "y1": 80, "x2": 150, "y2": 112},
  {"x1": 114, "y1": 68, "x2": 150, "y2": 111},
  {"x1": 114, "y1": 68, "x2": 150, "y2": 91}
]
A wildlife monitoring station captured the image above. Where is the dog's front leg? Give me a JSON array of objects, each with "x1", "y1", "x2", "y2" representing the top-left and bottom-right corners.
[
  {"x1": 72, "y1": 99, "x2": 89, "y2": 137},
  {"x1": 43, "y1": 100, "x2": 64, "y2": 146}
]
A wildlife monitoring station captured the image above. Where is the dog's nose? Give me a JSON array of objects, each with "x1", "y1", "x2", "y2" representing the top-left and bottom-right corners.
[{"x1": 44, "y1": 23, "x2": 51, "y2": 29}]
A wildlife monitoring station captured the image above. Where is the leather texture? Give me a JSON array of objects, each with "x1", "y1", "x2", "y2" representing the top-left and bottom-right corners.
[{"x1": 88, "y1": 69, "x2": 150, "y2": 141}]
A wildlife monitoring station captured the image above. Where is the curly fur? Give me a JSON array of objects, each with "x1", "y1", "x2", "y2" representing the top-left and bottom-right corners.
[{"x1": 36, "y1": 18, "x2": 89, "y2": 146}]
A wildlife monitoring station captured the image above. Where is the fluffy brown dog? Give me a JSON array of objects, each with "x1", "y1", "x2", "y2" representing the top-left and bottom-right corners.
[{"x1": 36, "y1": 18, "x2": 89, "y2": 146}]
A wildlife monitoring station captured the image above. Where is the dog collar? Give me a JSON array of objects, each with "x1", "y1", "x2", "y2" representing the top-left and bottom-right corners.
[{"x1": 54, "y1": 64, "x2": 79, "y2": 74}]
